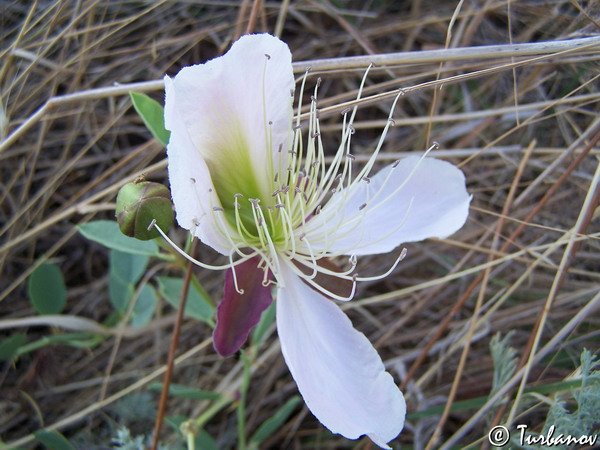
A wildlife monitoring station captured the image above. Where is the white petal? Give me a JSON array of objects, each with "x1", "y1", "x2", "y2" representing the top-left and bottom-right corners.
[
  {"x1": 276, "y1": 262, "x2": 405, "y2": 448},
  {"x1": 165, "y1": 33, "x2": 293, "y2": 204},
  {"x1": 305, "y1": 156, "x2": 470, "y2": 255},
  {"x1": 164, "y1": 76, "x2": 234, "y2": 254}
]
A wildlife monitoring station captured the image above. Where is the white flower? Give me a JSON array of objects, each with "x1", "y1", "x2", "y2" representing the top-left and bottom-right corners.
[{"x1": 163, "y1": 33, "x2": 470, "y2": 448}]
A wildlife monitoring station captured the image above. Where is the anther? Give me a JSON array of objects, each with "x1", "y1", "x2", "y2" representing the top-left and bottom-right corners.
[
  {"x1": 234, "y1": 193, "x2": 244, "y2": 198},
  {"x1": 208, "y1": 188, "x2": 213, "y2": 192},
  {"x1": 190, "y1": 178, "x2": 196, "y2": 183},
  {"x1": 311, "y1": 131, "x2": 320, "y2": 138},
  {"x1": 316, "y1": 77, "x2": 322, "y2": 88},
  {"x1": 311, "y1": 95, "x2": 317, "y2": 104},
  {"x1": 272, "y1": 189, "x2": 281, "y2": 197},
  {"x1": 249, "y1": 198, "x2": 260, "y2": 207},
  {"x1": 294, "y1": 187, "x2": 302, "y2": 194},
  {"x1": 315, "y1": 205, "x2": 322, "y2": 214},
  {"x1": 400, "y1": 247, "x2": 408, "y2": 260},
  {"x1": 388, "y1": 118, "x2": 396, "y2": 126},
  {"x1": 192, "y1": 218, "x2": 200, "y2": 227},
  {"x1": 281, "y1": 185, "x2": 290, "y2": 194},
  {"x1": 312, "y1": 161, "x2": 319, "y2": 168},
  {"x1": 392, "y1": 160, "x2": 400, "y2": 168},
  {"x1": 362, "y1": 176, "x2": 371, "y2": 183},
  {"x1": 293, "y1": 124, "x2": 301, "y2": 130},
  {"x1": 269, "y1": 120, "x2": 273, "y2": 125},
  {"x1": 258, "y1": 216, "x2": 263, "y2": 226},
  {"x1": 213, "y1": 207, "x2": 224, "y2": 212},
  {"x1": 290, "y1": 89, "x2": 294, "y2": 97},
  {"x1": 265, "y1": 53, "x2": 271, "y2": 60},
  {"x1": 398, "y1": 88, "x2": 406, "y2": 95},
  {"x1": 349, "y1": 124, "x2": 356, "y2": 134},
  {"x1": 299, "y1": 233, "x2": 306, "y2": 241},
  {"x1": 147, "y1": 219, "x2": 157, "y2": 231},
  {"x1": 346, "y1": 153, "x2": 356, "y2": 160},
  {"x1": 359, "y1": 203, "x2": 367, "y2": 211},
  {"x1": 275, "y1": 203, "x2": 285, "y2": 208},
  {"x1": 334, "y1": 174, "x2": 343, "y2": 182},
  {"x1": 316, "y1": 109, "x2": 320, "y2": 119},
  {"x1": 431, "y1": 141, "x2": 440, "y2": 149},
  {"x1": 278, "y1": 143, "x2": 283, "y2": 152},
  {"x1": 267, "y1": 205, "x2": 274, "y2": 211},
  {"x1": 341, "y1": 107, "x2": 352, "y2": 115}
]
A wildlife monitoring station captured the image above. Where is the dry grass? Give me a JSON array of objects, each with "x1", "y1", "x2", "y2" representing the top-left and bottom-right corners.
[{"x1": 1, "y1": 1, "x2": 599, "y2": 449}]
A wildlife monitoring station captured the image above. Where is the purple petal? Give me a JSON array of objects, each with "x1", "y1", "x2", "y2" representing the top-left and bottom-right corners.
[{"x1": 213, "y1": 256, "x2": 273, "y2": 356}]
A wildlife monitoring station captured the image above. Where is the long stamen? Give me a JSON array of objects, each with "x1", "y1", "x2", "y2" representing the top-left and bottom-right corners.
[
  {"x1": 291, "y1": 253, "x2": 358, "y2": 278},
  {"x1": 354, "y1": 248, "x2": 407, "y2": 281},
  {"x1": 286, "y1": 259, "x2": 357, "y2": 301},
  {"x1": 150, "y1": 220, "x2": 256, "y2": 270},
  {"x1": 229, "y1": 252, "x2": 244, "y2": 294}
]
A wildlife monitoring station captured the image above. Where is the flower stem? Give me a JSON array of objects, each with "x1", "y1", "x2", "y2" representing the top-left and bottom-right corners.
[
  {"x1": 194, "y1": 393, "x2": 234, "y2": 429},
  {"x1": 236, "y1": 350, "x2": 252, "y2": 450},
  {"x1": 150, "y1": 238, "x2": 198, "y2": 450}
]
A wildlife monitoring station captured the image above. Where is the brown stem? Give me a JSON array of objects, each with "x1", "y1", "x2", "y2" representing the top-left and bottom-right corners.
[
  {"x1": 245, "y1": 0, "x2": 262, "y2": 35},
  {"x1": 150, "y1": 238, "x2": 198, "y2": 450}
]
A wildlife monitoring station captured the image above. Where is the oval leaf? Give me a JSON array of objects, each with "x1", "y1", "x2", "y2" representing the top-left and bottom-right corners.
[
  {"x1": 28, "y1": 264, "x2": 67, "y2": 315},
  {"x1": 34, "y1": 430, "x2": 76, "y2": 450},
  {"x1": 156, "y1": 276, "x2": 214, "y2": 324},
  {"x1": 130, "y1": 91, "x2": 170, "y2": 146},
  {"x1": 0, "y1": 333, "x2": 27, "y2": 362},
  {"x1": 78, "y1": 220, "x2": 158, "y2": 256},
  {"x1": 131, "y1": 284, "x2": 157, "y2": 327}
]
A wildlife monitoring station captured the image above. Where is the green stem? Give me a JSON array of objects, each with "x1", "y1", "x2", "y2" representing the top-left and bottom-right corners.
[
  {"x1": 237, "y1": 351, "x2": 252, "y2": 450},
  {"x1": 183, "y1": 421, "x2": 196, "y2": 450},
  {"x1": 194, "y1": 394, "x2": 234, "y2": 429}
]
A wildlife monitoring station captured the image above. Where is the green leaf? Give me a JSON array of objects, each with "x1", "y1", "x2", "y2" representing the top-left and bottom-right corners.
[
  {"x1": 252, "y1": 300, "x2": 276, "y2": 347},
  {"x1": 131, "y1": 284, "x2": 157, "y2": 327},
  {"x1": 108, "y1": 273, "x2": 133, "y2": 313},
  {"x1": 110, "y1": 250, "x2": 149, "y2": 285},
  {"x1": 489, "y1": 332, "x2": 518, "y2": 401},
  {"x1": 0, "y1": 334, "x2": 27, "y2": 362},
  {"x1": 28, "y1": 264, "x2": 67, "y2": 315},
  {"x1": 34, "y1": 430, "x2": 76, "y2": 450},
  {"x1": 156, "y1": 276, "x2": 214, "y2": 324},
  {"x1": 130, "y1": 91, "x2": 170, "y2": 146},
  {"x1": 541, "y1": 350, "x2": 600, "y2": 444},
  {"x1": 249, "y1": 396, "x2": 301, "y2": 447},
  {"x1": 194, "y1": 429, "x2": 219, "y2": 450},
  {"x1": 147, "y1": 382, "x2": 220, "y2": 400},
  {"x1": 77, "y1": 220, "x2": 159, "y2": 256},
  {"x1": 108, "y1": 250, "x2": 149, "y2": 311}
]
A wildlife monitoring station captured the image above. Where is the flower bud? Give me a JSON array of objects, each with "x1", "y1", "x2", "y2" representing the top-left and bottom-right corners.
[{"x1": 116, "y1": 181, "x2": 174, "y2": 240}]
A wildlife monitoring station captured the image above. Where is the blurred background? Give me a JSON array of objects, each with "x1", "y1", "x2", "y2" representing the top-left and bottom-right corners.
[{"x1": 1, "y1": 1, "x2": 599, "y2": 448}]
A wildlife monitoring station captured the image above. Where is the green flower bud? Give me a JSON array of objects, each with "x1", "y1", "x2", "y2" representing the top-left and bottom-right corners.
[{"x1": 116, "y1": 181, "x2": 174, "y2": 240}]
